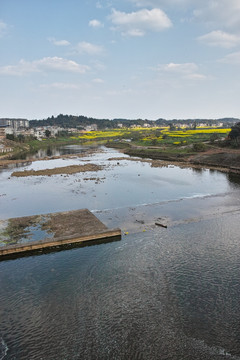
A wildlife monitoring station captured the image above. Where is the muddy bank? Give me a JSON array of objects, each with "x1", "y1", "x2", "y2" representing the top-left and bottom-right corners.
[
  {"x1": 124, "y1": 147, "x2": 189, "y2": 162},
  {"x1": 120, "y1": 147, "x2": 240, "y2": 174},
  {"x1": 11, "y1": 163, "x2": 103, "y2": 177},
  {"x1": 189, "y1": 151, "x2": 240, "y2": 170},
  {"x1": 108, "y1": 156, "x2": 232, "y2": 173}
]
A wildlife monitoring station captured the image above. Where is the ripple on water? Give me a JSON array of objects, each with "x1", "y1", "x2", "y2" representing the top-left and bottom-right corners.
[
  {"x1": 0, "y1": 338, "x2": 8, "y2": 360},
  {"x1": 1, "y1": 146, "x2": 240, "y2": 359}
]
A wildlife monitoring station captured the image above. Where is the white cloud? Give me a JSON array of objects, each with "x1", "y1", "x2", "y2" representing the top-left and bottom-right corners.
[
  {"x1": 0, "y1": 57, "x2": 90, "y2": 76},
  {"x1": 89, "y1": 19, "x2": 104, "y2": 28},
  {"x1": 48, "y1": 37, "x2": 70, "y2": 46},
  {"x1": 40, "y1": 82, "x2": 80, "y2": 90},
  {"x1": 92, "y1": 78, "x2": 104, "y2": 83},
  {"x1": 90, "y1": 60, "x2": 106, "y2": 71},
  {"x1": 186, "y1": 73, "x2": 206, "y2": 80},
  {"x1": 126, "y1": 29, "x2": 145, "y2": 37},
  {"x1": 128, "y1": 0, "x2": 240, "y2": 29},
  {"x1": 96, "y1": 0, "x2": 113, "y2": 9},
  {"x1": 76, "y1": 41, "x2": 104, "y2": 55},
  {"x1": 163, "y1": 62, "x2": 198, "y2": 73},
  {"x1": 109, "y1": 8, "x2": 172, "y2": 36},
  {"x1": 0, "y1": 20, "x2": 8, "y2": 38},
  {"x1": 198, "y1": 30, "x2": 240, "y2": 48},
  {"x1": 0, "y1": 60, "x2": 39, "y2": 76},
  {"x1": 193, "y1": 0, "x2": 240, "y2": 29},
  {"x1": 219, "y1": 51, "x2": 240, "y2": 64},
  {"x1": 128, "y1": 0, "x2": 190, "y2": 6},
  {"x1": 96, "y1": 1, "x2": 103, "y2": 9},
  {"x1": 157, "y1": 62, "x2": 206, "y2": 80},
  {"x1": 106, "y1": 88, "x2": 134, "y2": 96}
]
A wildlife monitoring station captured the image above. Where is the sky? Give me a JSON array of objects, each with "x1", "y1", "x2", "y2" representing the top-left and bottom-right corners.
[{"x1": 0, "y1": 0, "x2": 240, "y2": 120}]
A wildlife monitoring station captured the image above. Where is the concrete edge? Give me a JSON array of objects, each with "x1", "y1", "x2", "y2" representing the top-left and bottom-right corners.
[{"x1": 0, "y1": 228, "x2": 122, "y2": 256}]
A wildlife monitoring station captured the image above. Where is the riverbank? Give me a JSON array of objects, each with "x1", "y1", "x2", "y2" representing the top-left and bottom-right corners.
[
  {"x1": 107, "y1": 142, "x2": 240, "y2": 174},
  {"x1": 1, "y1": 138, "x2": 239, "y2": 175}
]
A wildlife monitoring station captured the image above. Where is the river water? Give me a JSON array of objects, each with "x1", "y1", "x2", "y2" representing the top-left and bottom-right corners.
[{"x1": 0, "y1": 145, "x2": 240, "y2": 359}]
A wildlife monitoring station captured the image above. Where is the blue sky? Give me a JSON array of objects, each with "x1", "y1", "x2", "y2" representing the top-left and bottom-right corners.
[{"x1": 1, "y1": 0, "x2": 240, "y2": 120}]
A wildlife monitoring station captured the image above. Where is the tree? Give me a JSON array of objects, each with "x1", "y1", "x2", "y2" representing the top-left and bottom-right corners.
[
  {"x1": 228, "y1": 122, "x2": 240, "y2": 147},
  {"x1": 169, "y1": 124, "x2": 176, "y2": 131},
  {"x1": 45, "y1": 129, "x2": 51, "y2": 138},
  {"x1": 17, "y1": 134, "x2": 25, "y2": 143},
  {"x1": 210, "y1": 133, "x2": 220, "y2": 144},
  {"x1": 6, "y1": 134, "x2": 15, "y2": 141},
  {"x1": 228, "y1": 122, "x2": 240, "y2": 140},
  {"x1": 192, "y1": 121, "x2": 197, "y2": 130}
]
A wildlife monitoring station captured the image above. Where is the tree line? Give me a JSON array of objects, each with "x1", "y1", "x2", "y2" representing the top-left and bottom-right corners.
[{"x1": 29, "y1": 114, "x2": 239, "y2": 129}]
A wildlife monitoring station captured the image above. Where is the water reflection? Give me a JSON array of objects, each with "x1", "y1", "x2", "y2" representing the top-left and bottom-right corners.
[
  {"x1": 227, "y1": 172, "x2": 240, "y2": 186},
  {"x1": 191, "y1": 167, "x2": 205, "y2": 174},
  {"x1": 0, "y1": 161, "x2": 32, "y2": 172},
  {"x1": 10, "y1": 144, "x2": 98, "y2": 160},
  {"x1": 46, "y1": 148, "x2": 53, "y2": 157}
]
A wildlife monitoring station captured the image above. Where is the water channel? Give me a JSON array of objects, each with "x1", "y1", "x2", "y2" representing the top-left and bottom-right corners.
[{"x1": 0, "y1": 144, "x2": 240, "y2": 359}]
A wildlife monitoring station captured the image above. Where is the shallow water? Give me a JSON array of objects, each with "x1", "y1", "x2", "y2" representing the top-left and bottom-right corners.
[
  {"x1": 0, "y1": 146, "x2": 239, "y2": 219},
  {"x1": 0, "y1": 145, "x2": 240, "y2": 359}
]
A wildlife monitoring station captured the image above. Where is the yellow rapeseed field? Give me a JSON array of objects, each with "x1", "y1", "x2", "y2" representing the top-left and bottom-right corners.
[{"x1": 73, "y1": 126, "x2": 231, "y2": 145}]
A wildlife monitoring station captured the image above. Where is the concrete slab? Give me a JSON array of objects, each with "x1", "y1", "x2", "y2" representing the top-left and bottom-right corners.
[{"x1": 0, "y1": 209, "x2": 121, "y2": 257}]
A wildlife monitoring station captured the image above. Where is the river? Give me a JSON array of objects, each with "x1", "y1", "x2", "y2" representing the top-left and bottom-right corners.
[{"x1": 0, "y1": 145, "x2": 240, "y2": 359}]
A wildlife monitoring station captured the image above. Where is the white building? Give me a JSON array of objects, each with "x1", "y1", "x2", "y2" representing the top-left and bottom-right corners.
[{"x1": 0, "y1": 118, "x2": 29, "y2": 130}]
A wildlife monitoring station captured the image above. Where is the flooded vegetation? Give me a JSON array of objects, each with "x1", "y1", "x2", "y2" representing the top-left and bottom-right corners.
[{"x1": 0, "y1": 216, "x2": 54, "y2": 248}]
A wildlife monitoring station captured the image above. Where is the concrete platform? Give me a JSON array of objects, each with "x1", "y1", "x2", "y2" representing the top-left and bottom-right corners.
[{"x1": 0, "y1": 209, "x2": 121, "y2": 257}]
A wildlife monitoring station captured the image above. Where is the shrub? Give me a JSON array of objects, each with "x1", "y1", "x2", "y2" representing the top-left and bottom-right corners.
[
  {"x1": 210, "y1": 133, "x2": 220, "y2": 143},
  {"x1": 192, "y1": 142, "x2": 207, "y2": 152}
]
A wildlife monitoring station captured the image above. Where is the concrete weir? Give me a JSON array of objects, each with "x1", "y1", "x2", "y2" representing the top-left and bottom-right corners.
[{"x1": 0, "y1": 209, "x2": 121, "y2": 257}]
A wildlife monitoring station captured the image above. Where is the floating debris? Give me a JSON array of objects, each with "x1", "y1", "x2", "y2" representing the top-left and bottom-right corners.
[{"x1": 155, "y1": 222, "x2": 168, "y2": 229}]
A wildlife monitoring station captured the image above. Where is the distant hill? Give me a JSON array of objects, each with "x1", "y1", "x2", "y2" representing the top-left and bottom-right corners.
[
  {"x1": 27, "y1": 114, "x2": 240, "y2": 129},
  {"x1": 29, "y1": 114, "x2": 156, "y2": 129},
  {"x1": 155, "y1": 118, "x2": 239, "y2": 126}
]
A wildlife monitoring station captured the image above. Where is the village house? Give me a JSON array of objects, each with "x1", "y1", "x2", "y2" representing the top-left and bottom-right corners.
[
  {"x1": 85, "y1": 124, "x2": 98, "y2": 131},
  {"x1": 0, "y1": 126, "x2": 7, "y2": 139},
  {"x1": 33, "y1": 126, "x2": 65, "y2": 140}
]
